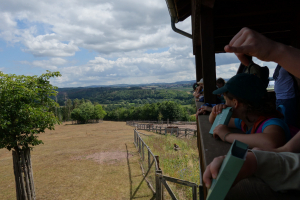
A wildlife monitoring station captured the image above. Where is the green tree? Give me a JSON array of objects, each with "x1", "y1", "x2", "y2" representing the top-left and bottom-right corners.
[
  {"x1": 0, "y1": 71, "x2": 61, "y2": 199},
  {"x1": 93, "y1": 104, "x2": 106, "y2": 120},
  {"x1": 71, "y1": 102, "x2": 106, "y2": 123}
]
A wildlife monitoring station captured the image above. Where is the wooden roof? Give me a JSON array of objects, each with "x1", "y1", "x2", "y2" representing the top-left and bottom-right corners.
[{"x1": 171, "y1": 0, "x2": 299, "y2": 53}]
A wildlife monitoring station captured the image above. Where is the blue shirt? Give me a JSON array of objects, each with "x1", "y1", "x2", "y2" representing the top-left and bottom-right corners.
[
  {"x1": 234, "y1": 118, "x2": 291, "y2": 141},
  {"x1": 274, "y1": 67, "x2": 295, "y2": 99}
]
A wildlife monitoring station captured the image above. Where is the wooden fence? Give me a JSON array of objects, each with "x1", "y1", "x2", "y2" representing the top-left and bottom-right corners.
[
  {"x1": 127, "y1": 121, "x2": 197, "y2": 138},
  {"x1": 72, "y1": 119, "x2": 103, "y2": 124},
  {"x1": 134, "y1": 130, "x2": 204, "y2": 200},
  {"x1": 128, "y1": 120, "x2": 196, "y2": 125}
]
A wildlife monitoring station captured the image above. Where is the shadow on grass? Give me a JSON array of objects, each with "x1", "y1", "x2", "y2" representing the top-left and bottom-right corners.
[{"x1": 125, "y1": 143, "x2": 155, "y2": 200}]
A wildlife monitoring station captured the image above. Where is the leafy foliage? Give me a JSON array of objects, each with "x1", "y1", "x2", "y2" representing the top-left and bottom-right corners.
[
  {"x1": 71, "y1": 102, "x2": 106, "y2": 123},
  {"x1": 0, "y1": 71, "x2": 61, "y2": 150},
  {"x1": 104, "y1": 101, "x2": 196, "y2": 121}
]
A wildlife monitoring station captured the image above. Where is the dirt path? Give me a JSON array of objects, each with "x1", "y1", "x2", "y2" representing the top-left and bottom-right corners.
[{"x1": 0, "y1": 121, "x2": 153, "y2": 200}]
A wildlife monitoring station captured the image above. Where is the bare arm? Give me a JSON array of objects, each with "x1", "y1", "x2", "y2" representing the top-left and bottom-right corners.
[
  {"x1": 275, "y1": 131, "x2": 300, "y2": 153},
  {"x1": 222, "y1": 125, "x2": 286, "y2": 149},
  {"x1": 225, "y1": 27, "x2": 300, "y2": 78}
]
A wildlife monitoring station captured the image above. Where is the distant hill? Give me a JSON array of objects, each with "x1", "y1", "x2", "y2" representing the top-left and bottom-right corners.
[{"x1": 79, "y1": 80, "x2": 196, "y2": 88}]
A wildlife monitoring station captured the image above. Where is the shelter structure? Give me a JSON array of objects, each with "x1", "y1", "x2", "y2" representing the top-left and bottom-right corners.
[{"x1": 165, "y1": 0, "x2": 300, "y2": 199}]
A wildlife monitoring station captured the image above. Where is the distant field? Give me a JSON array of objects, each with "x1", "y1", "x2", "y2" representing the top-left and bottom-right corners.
[{"x1": 0, "y1": 122, "x2": 153, "y2": 200}]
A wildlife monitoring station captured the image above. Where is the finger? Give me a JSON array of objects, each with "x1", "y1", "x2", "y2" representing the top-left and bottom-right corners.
[
  {"x1": 203, "y1": 164, "x2": 213, "y2": 188},
  {"x1": 210, "y1": 156, "x2": 226, "y2": 179},
  {"x1": 213, "y1": 132, "x2": 220, "y2": 139},
  {"x1": 228, "y1": 28, "x2": 246, "y2": 46}
]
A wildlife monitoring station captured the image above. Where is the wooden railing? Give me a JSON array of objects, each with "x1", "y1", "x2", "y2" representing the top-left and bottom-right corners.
[{"x1": 134, "y1": 130, "x2": 204, "y2": 200}]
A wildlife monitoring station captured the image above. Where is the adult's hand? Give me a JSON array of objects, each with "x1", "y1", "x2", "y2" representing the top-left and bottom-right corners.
[
  {"x1": 225, "y1": 27, "x2": 300, "y2": 78},
  {"x1": 224, "y1": 27, "x2": 281, "y2": 66},
  {"x1": 204, "y1": 152, "x2": 258, "y2": 189},
  {"x1": 203, "y1": 155, "x2": 226, "y2": 188}
]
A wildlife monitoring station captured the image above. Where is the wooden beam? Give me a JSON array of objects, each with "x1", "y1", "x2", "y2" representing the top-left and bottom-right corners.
[
  {"x1": 191, "y1": 0, "x2": 202, "y2": 82},
  {"x1": 200, "y1": 5, "x2": 217, "y2": 104},
  {"x1": 195, "y1": 47, "x2": 203, "y2": 82}
]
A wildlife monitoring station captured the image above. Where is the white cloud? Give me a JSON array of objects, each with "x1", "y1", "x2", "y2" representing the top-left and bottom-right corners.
[
  {"x1": 21, "y1": 58, "x2": 67, "y2": 70},
  {"x1": 0, "y1": 0, "x2": 252, "y2": 87}
]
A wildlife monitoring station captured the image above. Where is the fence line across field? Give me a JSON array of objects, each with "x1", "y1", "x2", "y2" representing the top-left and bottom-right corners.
[
  {"x1": 133, "y1": 130, "x2": 204, "y2": 200},
  {"x1": 127, "y1": 121, "x2": 197, "y2": 138},
  {"x1": 128, "y1": 120, "x2": 196, "y2": 125}
]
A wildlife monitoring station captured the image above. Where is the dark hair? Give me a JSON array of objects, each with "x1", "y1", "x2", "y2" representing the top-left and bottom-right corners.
[
  {"x1": 193, "y1": 83, "x2": 198, "y2": 91},
  {"x1": 216, "y1": 78, "x2": 225, "y2": 86},
  {"x1": 224, "y1": 91, "x2": 278, "y2": 122}
]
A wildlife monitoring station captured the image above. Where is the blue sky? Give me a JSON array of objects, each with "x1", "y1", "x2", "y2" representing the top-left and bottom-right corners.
[{"x1": 0, "y1": 0, "x2": 277, "y2": 87}]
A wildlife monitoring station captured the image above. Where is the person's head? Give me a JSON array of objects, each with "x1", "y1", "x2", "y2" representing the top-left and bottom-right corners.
[
  {"x1": 216, "y1": 78, "x2": 225, "y2": 88},
  {"x1": 213, "y1": 73, "x2": 273, "y2": 120},
  {"x1": 197, "y1": 78, "x2": 204, "y2": 88}
]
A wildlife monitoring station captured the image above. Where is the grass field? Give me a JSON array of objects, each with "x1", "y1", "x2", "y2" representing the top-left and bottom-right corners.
[
  {"x1": 138, "y1": 130, "x2": 200, "y2": 199},
  {"x1": 0, "y1": 121, "x2": 154, "y2": 200}
]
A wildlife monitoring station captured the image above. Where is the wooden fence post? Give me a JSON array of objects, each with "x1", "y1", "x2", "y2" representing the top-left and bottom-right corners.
[
  {"x1": 148, "y1": 150, "x2": 151, "y2": 169},
  {"x1": 155, "y1": 170, "x2": 163, "y2": 200},
  {"x1": 142, "y1": 143, "x2": 144, "y2": 161},
  {"x1": 160, "y1": 127, "x2": 161, "y2": 134},
  {"x1": 177, "y1": 128, "x2": 179, "y2": 137},
  {"x1": 185, "y1": 129, "x2": 187, "y2": 138}
]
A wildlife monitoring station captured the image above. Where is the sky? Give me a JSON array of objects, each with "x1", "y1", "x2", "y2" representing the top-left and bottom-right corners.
[{"x1": 0, "y1": 0, "x2": 277, "y2": 88}]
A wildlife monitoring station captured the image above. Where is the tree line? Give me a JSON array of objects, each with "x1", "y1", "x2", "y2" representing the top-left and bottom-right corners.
[
  {"x1": 104, "y1": 101, "x2": 196, "y2": 121},
  {"x1": 55, "y1": 87, "x2": 194, "y2": 106}
]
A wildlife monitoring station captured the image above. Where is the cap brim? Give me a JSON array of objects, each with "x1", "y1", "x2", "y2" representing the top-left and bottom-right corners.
[{"x1": 213, "y1": 86, "x2": 228, "y2": 95}]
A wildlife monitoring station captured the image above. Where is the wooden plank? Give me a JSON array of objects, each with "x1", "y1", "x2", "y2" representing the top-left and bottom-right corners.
[
  {"x1": 161, "y1": 179, "x2": 178, "y2": 200},
  {"x1": 200, "y1": 5, "x2": 217, "y2": 104},
  {"x1": 159, "y1": 174, "x2": 197, "y2": 187}
]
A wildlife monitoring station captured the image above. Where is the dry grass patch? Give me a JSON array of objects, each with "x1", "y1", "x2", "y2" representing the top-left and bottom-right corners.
[{"x1": 0, "y1": 121, "x2": 154, "y2": 200}]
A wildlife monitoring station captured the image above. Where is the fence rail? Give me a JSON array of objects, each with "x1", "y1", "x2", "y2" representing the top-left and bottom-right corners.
[
  {"x1": 128, "y1": 120, "x2": 196, "y2": 125},
  {"x1": 134, "y1": 130, "x2": 203, "y2": 200},
  {"x1": 128, "y1": 121, "x2": 197, "y2": 138}
]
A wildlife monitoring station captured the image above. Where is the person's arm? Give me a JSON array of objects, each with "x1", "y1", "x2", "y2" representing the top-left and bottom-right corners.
[
  {"x1": 203, "y1": 152, "x2": 257, "y2": 189},
  {"x1": 225, "y1": 27, "x2": 300, "y2": 78},
  {"x1": 275, "y1": 131, "x2": 300, "y2": 153},
  {"x1": 214, "y1": 124, "x2": 286, "y2": 149}
]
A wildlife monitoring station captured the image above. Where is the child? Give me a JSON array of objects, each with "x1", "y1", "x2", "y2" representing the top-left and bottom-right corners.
[{"x1": 209, "y1": 73, "x2": 291, "y2": 149}]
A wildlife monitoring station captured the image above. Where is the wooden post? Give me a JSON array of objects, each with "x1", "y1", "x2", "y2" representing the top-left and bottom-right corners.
[
  {"x1": 160, "y1": 127, "x2": 161, "y2": 134},
  {"x1": 167, "y1": 118, "x2": 169, "y2": 127},
  {"x1": 155, "y1": 170, "x2": 163, "y2": 200},
  {"x1": 142, "y1": 143, "x2": 144, "y2": 161},
  {"x1": 13, "y1": 151, "x2": 21, "y2": 200},
  {"x1": 171, "y1": 128, "x2": 173, "y2": 136},
  {"x1": 200, "y1": 5, "x2": 217, "y2": 104},
  {"x1": 139, "y1": 137, "x2": 141, "y2": 153},
  {"x1": 21, "y1": 151, "x2": 31, "y2": 200},
  {"x1": 185, "y1": 129, "x2": 187, "y2": 138},
  {"x1": 177, "y1": 128, "x2": 179, "y2": 137},
  {"x1": 148, "y1": 150, "x2": 151, "y2": 169},
  {"x1": 192, "y1": 185, "x2": 197, "y2": 200}
]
